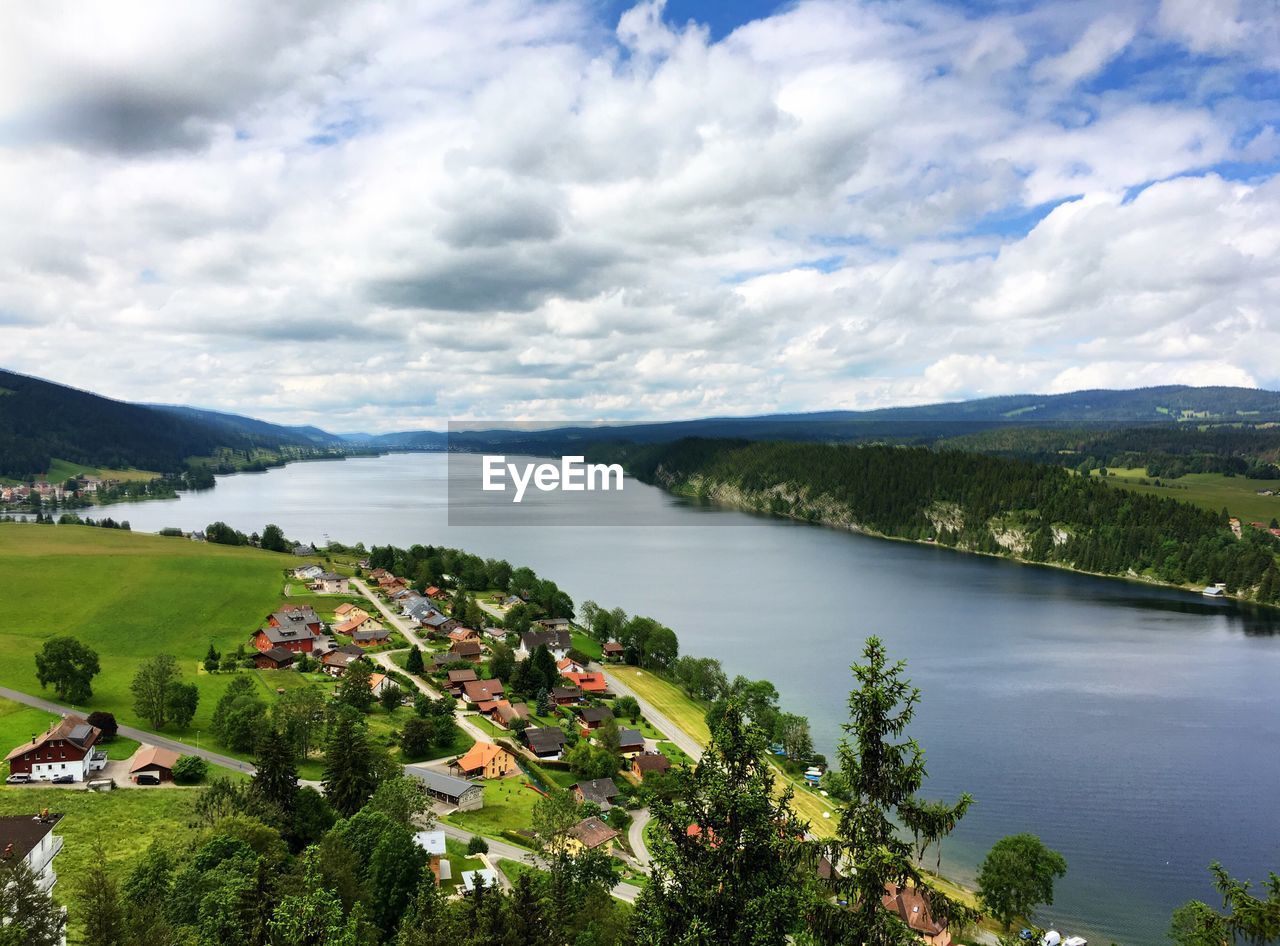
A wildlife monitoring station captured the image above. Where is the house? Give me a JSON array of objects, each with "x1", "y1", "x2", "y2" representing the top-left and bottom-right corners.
[
  {"x1": 461, "y1": 679, "x2": 505, "y2": 704},
  {"x1": 572, "y1": 778, "x2": 619, "y2": 810},
  {"x1": 252, "y1": 622, "x2": 319, "y2": 654},
  {"x1": 461, "y1": 868, "x2": 499, "y2": 894},
  {"x1": 563, "y1": 672, "x2": 608, "y2": 695},
  {"x1": 406, "y1": 766, "x2": 485, "y2": 811},
  {"x1": 557, "y1": 657, "x2": 588, "y2": 675},
  {"x1": 129, "y1": 746, "x2": 180, "y2": 783},
  {"x1": 493, "y1": 702, "x2": 531, "y2": 729},
  {"x1": 368, "y1": 567, "x2": 389, "y2": 580},
  {"x1": 448, "y1": 627, "x2": 479, "y2": 644},
  {"x1": 523, "y1": 726, "x2": 567, "y2": 760},
  {"x1": 0, "y1": 812, "x2": 64, "y2": 894},
  {"x1": 450, "y1": 640, "x2": 483, "y2": 662},
  {"x1": 566, "y1": 816, "x2": 618, "y2": 855},
  {"x1": 536, "y1": 617, "x2": 573, "y2": 631},
  {"x1": 482, "y1": 626, "x2": 508, "y2": 643},
  {"x1": 516, "y1": 630, "x2": 572, "y2": 660},
  {"x1": 445, "y1": 668, "x2": 478, "y2": 696},
  {"x1": 292, "y1": 564, "x2": 324, "y2": 581},
  {"x1": 413, "y1": 829, "x2": 452, "y2": 885},
  {"x1": 368, "y1": 672, "x2": 393, "y2": 697},
  {"x1": 432, "y1": 651, "x2": 465, "y2": 669},
  {"x1": 255, "y1": 647, "x2": 296, "y2": 670},
  {"x1": 421, "y1": 611, "x2": 458, "y2": 634},
  {"x1": 618, "y1": 728, "x2": 645, "y2": 756},
  {"x1": 881, "y1": 885, "x2": 952, "y2": 946},
  {"x1": 551, "y1": 686, "x2": 582, "y2": 706},
  {"x1": 424, "y1": 585, "x2": 442, "y2": 598},
  {"x1": 577, "y1": 706, "x2": 612, "y2": 734},
  {"x1": 322, "y1": 650, "x2": 365, "y2": 677},
  {"x1": 334, "y1": 603, "x2": 368, "y2": 623},
  {"x1": 631, "y1": 752, "x2": 671, "y2": 778},
  {"x1": 500, "y1": 595, "x2": 522, "y2": 607},
  {"x1": 334, "y1": 614, "x2": 374, "y2": 635},
  {"x1": 451, "y1": 742, "x2": 518, "y2": 780},
  {"x1": 602, "y1": 641, "x2": 625, "y2": 660},
  {"x1": 353, "y1": 628, "x2": 391, "y2": 647},
  {"x1": 404, "y1": 600, "x2": 435, "y2": 622},
  {"x1": 5, "y1": 715, "x2": 106, "y2": 782},
  {"x1": 292, "y1": 544, "x2": 316, "y2": 556}
]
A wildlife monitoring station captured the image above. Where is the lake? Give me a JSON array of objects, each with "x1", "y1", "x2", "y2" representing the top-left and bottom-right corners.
[{"x1": 95, "y1": 452, "x2": 1280, "y2": 945}]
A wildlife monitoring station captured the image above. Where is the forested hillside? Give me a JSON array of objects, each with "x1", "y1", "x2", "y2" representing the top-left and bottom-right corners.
[
  {"x1": 603, "y1": 439, "x2": 1280, "y2": 602},
  {"x1": 0, "y1": 369, "x2": 343, "y2": 478}
]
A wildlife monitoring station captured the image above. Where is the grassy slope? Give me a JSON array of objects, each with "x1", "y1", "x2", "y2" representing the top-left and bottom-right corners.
[
  {"x1": 1100, "y1": 468, "x2": 1280, "y2": 524},
  {"x1": 444, "y1": 776, "x2": 544, "y2": 845},
  {"x1": 45, "y1": 458, "x2": 160, "y2": 483},
  {"x1": 0, "y1": 524, "x2": 297, "y2": 763},
  {"x1": 0, "y1": 785, "x2": 201, "y2": 945}
]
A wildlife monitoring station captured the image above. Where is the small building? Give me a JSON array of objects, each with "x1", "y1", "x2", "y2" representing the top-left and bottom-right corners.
[
  {"x1": 572, "y1": 778, "x2": 619, "y2": 810},
  {"x1": 413, "y1": 829, "x2": 452, "y2": 885},
  {"x1": 523, "y1": 726, "x2": 566, "y2": 760},
  {"x1": 566, "y1": 816, "x2": 618, "y2": 855},
  {"x1": 451, "y1": 742, "x2": 518, "y2": 780},
  {"x1": 353, "y1": 627, "x2": 391, "y2": 647},
  {"x1": 5, "y1": 715, "x2": 106, "y2": 782},
  {"x1": 129, "y1": 745, "x2": 180, "y2": 783},
  {"x1": 255, "y1": 646, "x2": 296, "y2": 670},
  {"x1": 333, "y1": 614, "x2": 373, "y2": 635},
  {"x1": 292, "y1": 564, "x2": 324, "y2": 581},
  {"x1": 557, "y1": 657, "x2": 588, "y2": 675},
  {"x1": 536, "y1": 617, "x2": 573, "y2": 631},
  {"x1": 602, "y1": 641, "x2": 625, "y2": 660},
  {"x1": 368, "y1": 672, "x2": 393, "y2": 697},
  {"x1": 461, "y1": 868, "x2": 499, "y2": 894},
  {"x1": 551, "y1": 686, "x2": 582, "y2": 706},
  {"x1": 450, "y1": 640, "x2": 483, "y2": 662},
  {"x1": 516, "y1": 630, "x2": 572, "y2": 661},
  {"x1": 631, "y1": 752, "x2": 671, "y2": 779},
  {"x1": 407, "y1": 766, "x2": 485, "y2": 811},
  {"x1": 448, "y1": 627, "x2": 479, "y2": 644},
  {"x1": 618, "y1": 728, "x2": 645, "y2": 756},
  {"x1": 0, "y1": 812, "x2": 64, "y2": 893},
  {"x1": 446, "y1": 668, "x2": 479, "y2": 696},
  {"x1": 462, "y1": 679, "x2": 505, "y2": 704},
  {"x1": 322, "y1": 650, "x2": 365, "y2": 677},
  {"x1": 493, "y1": 702, "x2": 531, "y2": 729},
  {"x1": 333, "y1": 602, "x2": 368, "y2": 622},
  {"x1": 577, "y1": 706, "x2": 612, "y2": 734},
  {"x1": 881, "y1": 884, "x2": 952, "y2": 946},
  {"x1": 563, "y1": 672, "x2": 609, "y2": 695}
]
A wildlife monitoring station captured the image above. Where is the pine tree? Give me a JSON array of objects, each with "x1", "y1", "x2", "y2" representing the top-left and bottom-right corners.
[
  {"x1": 323, "y1": 706, "x2": 387, "y2": 817},
  {"x1": 73, "y1": 838, "x2": 126, "y2": 946},
  {"x1": 633, "y1": 701, "x2": 814, "y2": 946},
  {"x1": 405, "y1": 646, "x2": 424, "y2": 675},
  {"x1": 810, "y1": 637, "x2": 974, "y2": 946},
  {"x1": 254, "y1": 723, "x2": 301, "y2": 814}
]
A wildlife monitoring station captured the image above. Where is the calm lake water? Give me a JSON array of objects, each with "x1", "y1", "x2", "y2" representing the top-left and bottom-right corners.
[{"x1": 96, "y1": 453, "x2": 1280, "y2": 945}]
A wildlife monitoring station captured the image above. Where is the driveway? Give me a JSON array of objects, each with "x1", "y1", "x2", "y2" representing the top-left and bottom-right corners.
[{"x1": 627, "y1": 807, "x2": 653, "y2": 869}]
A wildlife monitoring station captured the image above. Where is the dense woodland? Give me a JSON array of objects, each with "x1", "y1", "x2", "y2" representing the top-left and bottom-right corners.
[{"x1": 601, "y1": 439, "x2": 1280, "y2": 602}]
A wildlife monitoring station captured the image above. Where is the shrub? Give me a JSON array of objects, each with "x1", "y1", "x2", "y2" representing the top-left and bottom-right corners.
[
  {"x1": 86, "y1": 711, "x2": 117, "y2": 741},
  {"x1": 172, "y1": 755, "x2": 208, "y2": 784},
  {"x1": 467, "y1": 836, "x2": 489, "y2": 856}
]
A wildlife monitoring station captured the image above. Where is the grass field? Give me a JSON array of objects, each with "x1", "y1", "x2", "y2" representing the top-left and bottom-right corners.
[
  {"x1": 0, "y1": 785, "x2": 201, "y2": 944},
  {"x1": 442, "y1": 836, "x2": 489, "y2": 892},
  {"x1": 606, "y1": 665, "x2": 840, "y2": 837},
  {"x1": 444, "y1": 775, "x2": 544, "y2": 844},
  {"x1": 44, "y1": 458, "x2": 161, "y2": 484},
  {"x1": 1098, "y1": 468, "x2": 1280, "y2": 523},
  {"x1": 0, "y1": 524, "x2": 305, "y2": 768}
]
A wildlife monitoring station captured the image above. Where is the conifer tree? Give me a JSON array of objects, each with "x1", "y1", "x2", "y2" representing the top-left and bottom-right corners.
[{"x1": 254, "y1": 723, "x2": 301, "y2": 814}]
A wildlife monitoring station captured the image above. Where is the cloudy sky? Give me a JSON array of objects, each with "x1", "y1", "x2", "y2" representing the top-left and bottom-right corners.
[{"x1": 1, "y1": 0, "x2": 1278, "y2": 431}]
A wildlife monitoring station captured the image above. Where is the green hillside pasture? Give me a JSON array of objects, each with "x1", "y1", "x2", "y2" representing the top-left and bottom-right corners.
[{"x1": 1099, "y1": 469, "x2": 1280, "y2": 524}]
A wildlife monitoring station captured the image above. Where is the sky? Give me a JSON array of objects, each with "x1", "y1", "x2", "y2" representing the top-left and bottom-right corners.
[{"x1": 1, "y1": 0, "x2": 1278, "y2": 432}]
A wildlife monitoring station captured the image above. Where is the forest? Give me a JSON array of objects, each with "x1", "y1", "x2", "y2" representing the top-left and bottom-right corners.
[{"x1": 597, "y1": 438, "x2": 1280, "y2": 603}]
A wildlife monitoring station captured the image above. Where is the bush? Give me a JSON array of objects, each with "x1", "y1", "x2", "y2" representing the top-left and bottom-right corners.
[
  {"x1": 172, "y1": 755, "x2": 208, "y2": 785},
  {"x1": 467, "y1": 836, "x2": 489, "y2": 856}
]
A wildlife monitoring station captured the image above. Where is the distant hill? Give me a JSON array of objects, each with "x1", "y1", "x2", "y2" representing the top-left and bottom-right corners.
[{"x1": 0, "y1": 369, "x2": 346, "y2": 478}]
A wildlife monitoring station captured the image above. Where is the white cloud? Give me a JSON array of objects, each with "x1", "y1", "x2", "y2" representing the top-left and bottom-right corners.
[{"x1": 0, "y1": 0, "x2": 1276, "y2": 429}]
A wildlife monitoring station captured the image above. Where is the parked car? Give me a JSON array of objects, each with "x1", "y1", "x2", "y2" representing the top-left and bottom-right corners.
[
  {"x1": 5, "y1": 773, "x2": 31, "y2": 784},
  {"x1": 51, "y1": 774, "x2": 75, "y2": 784},
  {"x1": 135, "y1": 773, "x2": 161, "y2": 786}
]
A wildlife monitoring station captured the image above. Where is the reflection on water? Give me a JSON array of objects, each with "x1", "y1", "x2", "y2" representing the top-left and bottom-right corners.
[{"x1": 94, "y1": 453, "x2": 1280, "y2": 946}]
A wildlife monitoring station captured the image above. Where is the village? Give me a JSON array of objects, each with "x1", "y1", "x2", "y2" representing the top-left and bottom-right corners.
[{"x1": 0, "y1": 545, "x2": 962, "y2": 946}]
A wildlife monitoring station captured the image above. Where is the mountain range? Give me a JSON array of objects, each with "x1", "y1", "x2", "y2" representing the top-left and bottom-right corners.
[{"x1": 4, "y1": 365, "x2": 1280, "y2": 479}]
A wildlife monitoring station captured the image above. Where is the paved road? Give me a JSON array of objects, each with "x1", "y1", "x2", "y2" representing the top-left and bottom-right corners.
[
  {"x1": 436, "y1": 822, "x2": 642, "y2": 903},
  {"x1": 627, "y1": 807, "x2": 653, "y2": 869},
  {"x1": 0, "y1": 685, "x2": 256, "y2": 775}
]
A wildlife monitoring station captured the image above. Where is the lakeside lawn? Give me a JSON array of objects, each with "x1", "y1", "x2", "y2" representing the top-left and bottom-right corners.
[
  {"x1": 444, "y1": 775, "x2": 544, "y2": 845},
  {"x1": 1098, "y1": 468, "x2": 1280, "y2": 524},
  {"x1": 0, "y1": 785, "x2": 201, "y2": 945}
]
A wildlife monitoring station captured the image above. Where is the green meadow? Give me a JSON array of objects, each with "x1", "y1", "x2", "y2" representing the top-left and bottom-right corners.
[
  {"x1": 0, "y1": 524, "x2": 303, "y2": 764},
  {"x1": 1097, "y1": 468, "x2": 1280, "y2": 524}
]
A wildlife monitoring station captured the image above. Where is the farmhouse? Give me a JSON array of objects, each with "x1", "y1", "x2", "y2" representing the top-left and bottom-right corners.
[
  {"x1": 255, "y1": 646, "x2": 296, "y2": 670},
  {"x1": 451, "y1": 742, "x2": 518, "y2": 780},
  {"x1": 523, "y1": 726, "x2": 566, "y2": 760},
  {"x1": 5, "y1": 715, "x2": 106, "y2": 782},
  {"x1": 252, "y1": 621, "x2": 318, "y2": 654},
  {"x1": 0, "y1": 811, "x2": 64, "y2": 893},
  {"x1": 566, "y1": 816, "x2": 618, "y2": 854},
  {"x1": 631, "y1": 752, "x2": 671, "y2": 778},
  {"x1": 572, "y1": 778, "x2": 619, "y2": 810},
  {"x1": 602, "y1": 641, "x2": 625, "y2": 660},
  {"x1": 407, "y1": 766, "x2": 485, "y2": 811},
  {"x1": 516, "y1": 630, "x2": 572, "y2": 660},
  {"x1": 129, "y1": 745, "x2": 180, "y2": 783},
  {"x1": 461, "y1": 679, "x2": 504, "y2": 704},
  {"x1": 881, "y1": 884, "x2": 952, "y2": 946}
]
